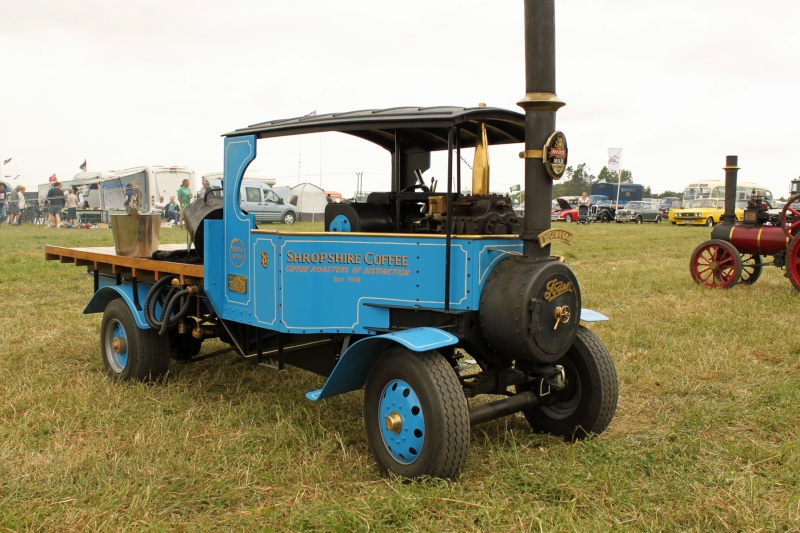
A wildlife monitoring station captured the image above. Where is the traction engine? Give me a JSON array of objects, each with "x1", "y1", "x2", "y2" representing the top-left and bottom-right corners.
[{"x1": 690, "y1": 156, "x2": 800, "y2": 290}]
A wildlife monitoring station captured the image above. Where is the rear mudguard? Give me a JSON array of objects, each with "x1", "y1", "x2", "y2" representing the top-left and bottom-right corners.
[
  {"x1": 84, "y1": 285, "x2": 152, "y2": 329},
  {"x1": 306, "y1": 327, "x2": 459, "y2": 401}
]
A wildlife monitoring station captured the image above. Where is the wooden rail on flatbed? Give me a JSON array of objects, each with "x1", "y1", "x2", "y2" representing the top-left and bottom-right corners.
[{"x1": 45, "y1": 245, "x2": 204, "y2": 285}]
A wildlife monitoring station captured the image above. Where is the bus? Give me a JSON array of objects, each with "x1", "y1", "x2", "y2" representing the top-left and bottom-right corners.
[
  {"x1": 590, "y1": 182, "x2": 643, "y2": 205},
  {"x1": 682, "y1": 180, "x2": 773, "y2": 206}
]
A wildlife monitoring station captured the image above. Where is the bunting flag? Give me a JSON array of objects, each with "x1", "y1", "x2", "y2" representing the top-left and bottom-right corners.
[
  {"x1": 3, "y1": 158, "x2": 11, "y2": 165},
  {"x1": 48, "y1": 174, "x2": 57, "y2": 182},
  {"x1": 80, "y1": 159, "x2": 87, "y2": 172},
  {"x1": 305, "y1": 110, "x2": 317, "y2": 116}
]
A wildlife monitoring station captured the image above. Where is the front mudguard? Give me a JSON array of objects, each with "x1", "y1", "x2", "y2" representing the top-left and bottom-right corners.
[{"x1": 306, "y1": 327, "x2": 458, "y2": 401}]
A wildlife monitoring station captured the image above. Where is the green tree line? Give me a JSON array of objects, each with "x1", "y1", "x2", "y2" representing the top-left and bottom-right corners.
[{"x1": 509, "y1": 163, "x2": 682, "y2": 202}]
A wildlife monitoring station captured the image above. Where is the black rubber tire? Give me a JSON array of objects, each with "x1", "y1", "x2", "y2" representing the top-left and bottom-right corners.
[
  {"x1": 519, "y1": 326, "x2": 618, "y2": 440},
  {"x1": 706, "y1": 217, "x2": 714, "y2": 227},
  {"x1": 283, "y1": 211, "x2": 296, "y2": 224},
  {"x1": 565, "y1": 214, "x2": 572, "y2": 223},
  {"x1": 364, "y1": 347, "x2": 469, "y2": 480},
  {"x1": 635, "y1": 216, "x2": 642, "y2": 224},
  {"x1": 100, "y1": 298, "x2": 170, "y2": 382},
  {"x1": 654, "y1": 216, "x2": 662, "y2": 224}
]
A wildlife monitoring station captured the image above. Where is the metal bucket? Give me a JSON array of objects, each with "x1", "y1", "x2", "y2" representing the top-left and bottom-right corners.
[{"x1": 110, "y1": 212, "x2": 161, "y2": 258}]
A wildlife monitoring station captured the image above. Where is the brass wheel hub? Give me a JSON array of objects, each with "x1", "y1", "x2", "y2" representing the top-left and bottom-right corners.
[
  {"x1": 111, "y1": 337, "x2": 127, "y2": 354},
  {"x1": 385, "y1": 412, "x2": 403, "y2": 434}
]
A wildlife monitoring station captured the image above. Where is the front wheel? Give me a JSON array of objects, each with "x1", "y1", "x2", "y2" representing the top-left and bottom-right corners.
[
  {"x1": 283, "y1": 211, "x2": 297, "y2": 224},
  {"x1": 689, "y1": 239, "x2": 742, "y2": 288},
  {"x1": 100, "y1": 299, "x2": 170, "y2": 381},
  {"x1": 364, "y1": 347, "x2": 469, "y2": 480},
  {"x1": 565, "y1": 214, "x2": 573, "y2": 223},
  {"x1": 705, "y1": 217, "x2": 714, "y2": 227},
  {"x1": 635, "y1": 216, "x2": 642, "y2": 224},
  {"x1": 517, "y1": 326, "x2": 618, "y2": 440}
]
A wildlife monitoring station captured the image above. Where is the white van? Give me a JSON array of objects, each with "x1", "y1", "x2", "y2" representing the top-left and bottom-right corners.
[{"x1": 203, "y1": 173, "x2": 299, "y2": 224}]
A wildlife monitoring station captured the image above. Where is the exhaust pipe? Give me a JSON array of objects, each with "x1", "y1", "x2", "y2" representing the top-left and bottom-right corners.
[
  {"x1": 469, "y1": 391, "x2": 540, "y2": 426},
  {"x1": 518, "y1": 0, "x2": 565, "y2": 259}
]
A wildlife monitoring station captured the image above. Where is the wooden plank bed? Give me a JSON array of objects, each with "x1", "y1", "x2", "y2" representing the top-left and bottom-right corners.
[{"x1": 45, "y1": 244, "x2": 204, "y2": 285}]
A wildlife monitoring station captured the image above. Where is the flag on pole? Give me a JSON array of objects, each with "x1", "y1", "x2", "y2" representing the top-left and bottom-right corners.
[
  {"x1": 3, "y1": 158, "x2": 11, "y2": 165},
  {"x1": 48, "y1": 174, "x2": 57, "y2": 182},
  {"x1": 607, "y1": 148, "x2": 622, "y2": 171},
  {"x1": 80, "y1": 159, "x2": 87, "y2": 172},
  {"x1": 509, "y1": 184, "x2": 521, "y2": 192}
]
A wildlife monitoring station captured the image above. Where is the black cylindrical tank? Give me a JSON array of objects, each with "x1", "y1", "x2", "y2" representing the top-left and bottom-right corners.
[{"x1": 479, "y1": 257, "x2": 581, "y2": 364}]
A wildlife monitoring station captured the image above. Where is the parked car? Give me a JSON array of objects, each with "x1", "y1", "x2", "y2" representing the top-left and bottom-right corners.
[
  {"x1": 657, "y1": 196, "x2": 681, "y2": 218},
  {"x1": 670, "y1": 198, "x2": 744, "y2": 226},
  {"x1": 551, "y1": 197, "x2": 579, "y2": 222},
  {"x1": 206, "y1": 177, "x2": 299, "y2": 224},
  {"x1": 593, "y1": 199, "x2": 616, "y2": 222},
  {"x1": 614, "y1": 201, "x2": 663, "y2": 223}
]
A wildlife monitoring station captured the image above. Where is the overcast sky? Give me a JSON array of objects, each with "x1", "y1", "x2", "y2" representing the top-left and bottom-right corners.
[{"x1": 2, "y1": 0, "x2": 798, "y2": 198}]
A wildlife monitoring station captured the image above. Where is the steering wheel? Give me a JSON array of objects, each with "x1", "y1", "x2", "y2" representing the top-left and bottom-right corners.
[{"x1": 780, "y1": 194, "x2": 800, "y2": 239}]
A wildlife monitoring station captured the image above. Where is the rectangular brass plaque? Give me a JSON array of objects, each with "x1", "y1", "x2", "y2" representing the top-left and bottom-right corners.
[{"x1": 228, "y1": 274, "x2": 247, "y2": 294}]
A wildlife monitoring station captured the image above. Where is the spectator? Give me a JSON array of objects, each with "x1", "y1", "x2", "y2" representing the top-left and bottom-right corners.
[
  {"x1": 197, "y1": 178, "x2": 212, "y2": 200},
  {"x1": 0, "y1": 183, "x2": 6, "y2": 225},
  {"x1": 164, "y1": 196, "x2": 180, "y2": 225},
  {"x1": 66, "y1": 187, "x2": 79, "y2": 227},
  {"x1": 9, "y1": 185, "x2": 25, "y2": 225},
  {"x1": 124, "y1": 181, "x2": 142, "y2": 211},
  {"x1": 177, "y1": 179, "x2": 193, "y2": 227},
  {"x1": 46, "y1": 181, "x2": 66, "y2": 228}
]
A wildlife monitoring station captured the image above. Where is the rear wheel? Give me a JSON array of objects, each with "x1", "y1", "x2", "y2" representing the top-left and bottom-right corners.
[
  {"x1": 739, "y1": 254, "x2": 763, "y2": 285},
  {"x1": 690, "y1": 239, "x2": 742, "y2": 288},
  {"x1": 100, "y1": 299, "x2": 170, "y2": 381},
  {"x1": 517, "y1": 326, "x2": 618, "y2": 440},
  {"x1": 780, "y1": 195, "x2": 800, "y2": 239},
  {"x1": 364, "y1": 347, "x2": 469, "y2": 479},
  {"x1": 787, "y1": 235, "x2": 800, "y2": 291},
  {"x1": 654, "y1": 216, "x2": 662, "y2": 224}
]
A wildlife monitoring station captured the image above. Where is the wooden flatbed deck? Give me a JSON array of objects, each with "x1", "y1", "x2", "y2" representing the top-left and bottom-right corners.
[{"x1": 45, "y1": 244, "x2": 204, "y2": 284}]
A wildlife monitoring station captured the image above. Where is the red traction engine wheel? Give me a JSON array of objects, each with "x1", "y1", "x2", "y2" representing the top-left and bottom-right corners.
[
  {"x1": 787, "y1": 235, "x2": 800, "y2": 291},
  {"x1": 690, "y1": 239, "x2": 742, "y2": 289},
  {"x1": 780, "y1": 195, "x2": 800, "y2": 239}
]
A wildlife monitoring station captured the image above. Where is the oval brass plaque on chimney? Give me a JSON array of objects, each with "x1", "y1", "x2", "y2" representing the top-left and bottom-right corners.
[{"x1": 544, "y1": 131, "x2": 568, "y2": 180}]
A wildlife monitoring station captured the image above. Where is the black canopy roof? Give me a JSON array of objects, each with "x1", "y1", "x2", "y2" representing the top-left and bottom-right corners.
[{"x1": 225, "y1": 106, "x2": 526, "y2": 152}]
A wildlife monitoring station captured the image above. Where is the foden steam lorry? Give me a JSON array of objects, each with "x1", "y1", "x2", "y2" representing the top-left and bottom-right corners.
[{"x1": 45, "y1": 1, "x2": 618, "y2": 479}]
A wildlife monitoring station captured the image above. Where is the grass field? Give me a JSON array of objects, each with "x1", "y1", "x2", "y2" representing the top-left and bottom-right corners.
[{"x1": 0, "y1": 221, "x2": 798, "y2": 531}]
